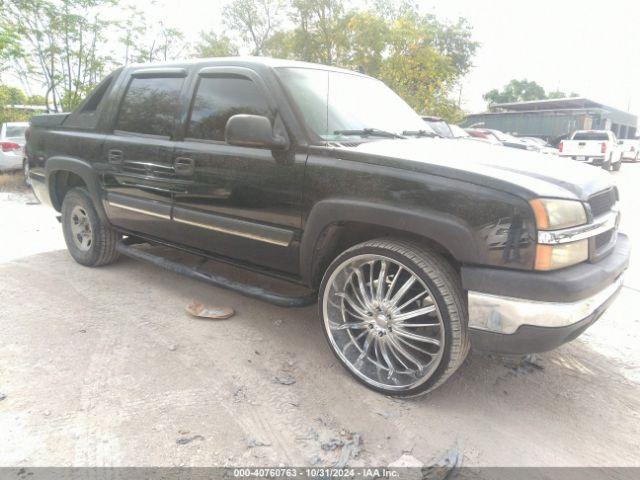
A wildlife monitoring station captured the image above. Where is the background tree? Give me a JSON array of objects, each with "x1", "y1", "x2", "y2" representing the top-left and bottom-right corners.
[
  {"x1": 193, "y1": 32, "x2": 240, "y2": 58},
  {"x1": 0, "y1": 0, "x2": 479, "y2": 122},
  {"x1": 483, "y1": 79, "x2": 547, "y2": 105},
  {"x1": 262, "y1": 0, "x2": 477, "y2": 120},
  {"x1": 1, "y1": 0, "x2": 115, "y2": 111},
  {"x1": 547, "y1": 89, "x2": 580, "y2": 99},
  {"x1": 0, "y1": 84, "x2": 30, "y2": 122},
  {"x1": 224, "y1": 0, "x2": 283, "y2": 55}
]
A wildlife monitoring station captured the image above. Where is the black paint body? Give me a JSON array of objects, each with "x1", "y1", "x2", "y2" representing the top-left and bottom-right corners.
[{"x1": 25, "y1": 58, "x2": 612, "y2": 289}]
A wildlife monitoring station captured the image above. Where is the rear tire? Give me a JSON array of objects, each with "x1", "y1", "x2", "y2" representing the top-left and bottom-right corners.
[
  {"x1": 61, "y1": 187, "x2": 120, "y2": 267},
  {"x1": 319, "y1": 238, "x2": 469, "y2": 397}
]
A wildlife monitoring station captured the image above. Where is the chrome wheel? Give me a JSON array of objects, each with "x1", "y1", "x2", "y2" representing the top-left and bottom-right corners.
[
  {"x1": 323, "y1": 254, "x2": 445, "y2": 392},
  {"x1": 70, "y1": 205, "x2": 93, "y2": 251}
]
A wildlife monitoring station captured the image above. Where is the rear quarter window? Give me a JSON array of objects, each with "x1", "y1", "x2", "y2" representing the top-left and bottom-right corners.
[{"x1": 115, "y1": 76, "x2": 185, "y2": 137}]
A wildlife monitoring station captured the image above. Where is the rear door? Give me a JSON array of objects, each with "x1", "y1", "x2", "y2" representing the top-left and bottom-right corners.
[
  {"x1": 169, "y1": 66, "x2": 306, "y2": 274},
  {"x1": 101, "y1": 69, "x2": 188, "y2": 238}
]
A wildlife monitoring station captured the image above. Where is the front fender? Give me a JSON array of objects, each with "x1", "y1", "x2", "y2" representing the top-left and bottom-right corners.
[{"x1": 300, "y1": 198, "x2": 480, "y2": 286}]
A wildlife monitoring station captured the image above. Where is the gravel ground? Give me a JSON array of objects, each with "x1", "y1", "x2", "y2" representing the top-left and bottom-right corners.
[{"x1": 0, "y1": 166, "x2": 638, "y2": 468}]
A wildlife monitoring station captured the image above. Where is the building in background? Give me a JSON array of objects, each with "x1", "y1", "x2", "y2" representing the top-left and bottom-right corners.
[{"x1": 462, "y1": 98, "x2": 638, "y2": 143}]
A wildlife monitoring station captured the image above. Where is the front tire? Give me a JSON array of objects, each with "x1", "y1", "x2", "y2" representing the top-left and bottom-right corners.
[
  {"x1": 319, "y1": 238, "x2": 469, "y2": 397},
  {"x1": 613, "y1": 159, "x2": 622, "y2": 171},
  {"x1": 61, "y1": 187, "x2": 120, "y2": 267}
]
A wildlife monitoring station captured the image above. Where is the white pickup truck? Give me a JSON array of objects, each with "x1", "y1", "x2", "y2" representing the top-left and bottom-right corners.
[
  {"x1": 620, "y1": 138, "x2": 640, "y2": 162},
  {"x1": 558, "y1": 130, "x2": 624, "y2": 171}
]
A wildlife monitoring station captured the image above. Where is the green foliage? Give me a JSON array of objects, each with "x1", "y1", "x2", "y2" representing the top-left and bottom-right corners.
[
  {"x1": 223, "y1": 0, "x2": 283, "y2": 55},
  {"x1": 0, "y1": 0, "x2": 478, "y2": 123},
  {"x1": 483, "y1": 79, "x2": 547, "y2": 105},
  {"x1": 484, "y1": 80, "x2": 581, "y2": 106},
  {"x1": 193, "y1": 32, "x2": 240, "y2": 58},
  {"x1": 0, "y1": 85, "x2": 27, "y2": 105},
  {"x1": 260, "y1": 0, "x2": 477, "y2": 122},
  {"x1": 547, "y1": 90, "x2": 580, "y2": 99},
  {"x1": 0, "y1": 85, "x2": 31, "y2": 123},
  {"x1": 1, "y1": 0, "x2": 115, "y2": 112}
]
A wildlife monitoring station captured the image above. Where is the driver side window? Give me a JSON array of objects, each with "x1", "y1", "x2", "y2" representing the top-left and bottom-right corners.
[{"x1": 187, "y1": 76, "x2": 271, "y2": 142}]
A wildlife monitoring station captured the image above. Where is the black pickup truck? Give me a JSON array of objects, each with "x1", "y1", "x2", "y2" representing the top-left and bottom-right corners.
[{"x1": 25, "y1": 58, "x2": 630, "y2": 396}]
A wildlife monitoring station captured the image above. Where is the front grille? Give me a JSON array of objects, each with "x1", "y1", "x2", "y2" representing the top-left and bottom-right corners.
[{"x1": 588, "y1": 188, "x2": 617, "y2": 217}]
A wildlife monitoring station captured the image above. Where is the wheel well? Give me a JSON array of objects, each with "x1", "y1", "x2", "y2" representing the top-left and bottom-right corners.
[
  {"x1": 310, "y1": 221, "x2": 460, "y2": 288},
  {"x1": 50, "y1": 171, "x2": 87, "y2": 211}
]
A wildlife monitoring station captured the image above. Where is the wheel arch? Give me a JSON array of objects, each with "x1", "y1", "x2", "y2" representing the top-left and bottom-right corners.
[
  {"x1": 300, "y1": 199, "x2": 479, "y2": 288},
  {"x1": 45, "y1": 156, "x2": 108, "y2": 222}
]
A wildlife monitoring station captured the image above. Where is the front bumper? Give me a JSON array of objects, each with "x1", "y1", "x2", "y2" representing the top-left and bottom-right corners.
[{"x1": 463, "y1": 233, "x2": 630, "y2": 354}]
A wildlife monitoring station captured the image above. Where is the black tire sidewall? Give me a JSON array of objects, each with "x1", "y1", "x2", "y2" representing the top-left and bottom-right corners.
[
  {"x1": 61, "y1": 188, "x2": 102, "y2": 266},
  {"x1": 319, "y1": 243, "x2": 460, "y2": 397}
]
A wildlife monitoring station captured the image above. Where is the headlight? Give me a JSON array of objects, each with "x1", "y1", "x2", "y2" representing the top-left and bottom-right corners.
[
  {"x1": 530, "y1": 198, "x2": 589, "y2": 270},
  {"x1": 535, "y1": 240, "x2": 589, "y2": 271},
  {"x1": 529, "y1": 199, "x2": 587, "y2": 230}
]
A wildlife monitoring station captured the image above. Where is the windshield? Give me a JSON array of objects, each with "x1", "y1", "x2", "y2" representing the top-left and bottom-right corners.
[
  {"x1": 424, "y1": 120, "x2": 453, "y2": 138},
  {"x1": 277, "y1": 67, "x2": 431, "y2": 141},
  {"x1": 5, "y1": 125, "x2": 27, "y2": 138},
  {"x1": 449, "y1": 124, "x2": 470, "y2": 138},
  {"x1": 488, "y1": 130, "x2": 511, "y2": 142},
  {"x1": 572, "y1": 131, "x2": 609, "y2": 141}
]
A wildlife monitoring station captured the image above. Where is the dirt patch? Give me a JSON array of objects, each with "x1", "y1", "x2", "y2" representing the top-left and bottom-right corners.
[{"x1": 0, "y1": 171, "x2": 27, "y2": 193}]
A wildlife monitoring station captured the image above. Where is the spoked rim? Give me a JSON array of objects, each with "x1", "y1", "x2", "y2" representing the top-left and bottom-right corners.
[
  {"x1": 323, "y1": 254, "x2": 445, "y2": 392},
  {"x1": 70, "y1": 205, "x2": 93, "y2": 252}
]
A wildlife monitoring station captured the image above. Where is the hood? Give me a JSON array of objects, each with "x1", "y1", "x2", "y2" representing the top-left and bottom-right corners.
[{"x1": 340, "y1": 137, "x2": 612, "y2": 200}]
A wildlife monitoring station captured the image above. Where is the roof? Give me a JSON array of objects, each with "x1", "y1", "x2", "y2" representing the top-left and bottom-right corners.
[
  {"x1": 490, "y1": 97, "x2": 607, "y2": 111},
  {"x1": 128, "y1": 56, "x2": 369, "y2": 78},
  {"x1": 490, "y1": 97, "x2": 635, "y2": 120}
]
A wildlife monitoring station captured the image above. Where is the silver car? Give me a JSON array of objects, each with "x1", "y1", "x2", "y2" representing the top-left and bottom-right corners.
[{"x1": 0, "y1": 121, "x2": 28, "y2": 172}]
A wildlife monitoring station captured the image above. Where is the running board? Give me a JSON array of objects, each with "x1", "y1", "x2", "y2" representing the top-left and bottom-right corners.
[{"x1": 115, "y1": 242, "x2": 317, "y2": 308}]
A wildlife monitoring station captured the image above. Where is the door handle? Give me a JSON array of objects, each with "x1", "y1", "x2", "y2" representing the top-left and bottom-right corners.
[
  {"x1": 174, "y1": 157, "x2": 195, "y2": 177},
  {"x1": 108, "y1": 149, "x2": 123, "y2": 164}
]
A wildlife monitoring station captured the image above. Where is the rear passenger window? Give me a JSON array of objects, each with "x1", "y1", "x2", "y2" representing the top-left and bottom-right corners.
[
  {"x1": 79, "y1": 73, "x2": 115, "y2": 113},
  {"x1": 187, "y1": 76, "x2": 271, "y2": 142},
  {"x1": 115, "y1": 76, "x2": 184, "y2": 137}
]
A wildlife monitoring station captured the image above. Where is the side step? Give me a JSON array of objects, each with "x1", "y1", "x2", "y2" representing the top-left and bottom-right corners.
[{"x1": 115, "y1": 242, "x2": 317, "y2": 308}]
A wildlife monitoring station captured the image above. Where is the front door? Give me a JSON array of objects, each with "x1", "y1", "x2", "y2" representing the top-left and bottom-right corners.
[
  {"x1": 171, "y1": 68, "x2": 306, "y2": 274},
  {"x1": 101, "y1": 72, "x2": 187, "y2": 239}
]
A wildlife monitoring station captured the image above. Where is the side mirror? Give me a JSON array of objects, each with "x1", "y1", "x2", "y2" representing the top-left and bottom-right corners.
[{"x1": 225, "y1": 114, "x2": 288, "y2": 150}]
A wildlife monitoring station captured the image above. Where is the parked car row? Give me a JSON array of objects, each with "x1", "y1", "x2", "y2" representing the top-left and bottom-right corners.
[{"x1": 429, "y1": 117, "x2": 637, "y2": 173}]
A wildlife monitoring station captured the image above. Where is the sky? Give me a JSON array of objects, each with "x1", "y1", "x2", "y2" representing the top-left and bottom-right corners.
[
  {"x1": 130, "y1": 0, "x2": 640, "y2": 116},
  {"x1": 9, "y1": 0, "x2": 640, "y2": 116}
]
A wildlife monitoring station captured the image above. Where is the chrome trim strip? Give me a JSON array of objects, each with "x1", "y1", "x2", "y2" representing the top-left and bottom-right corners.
[
  {"x1": 108, "y1": 202, "x2": 170, "y2": 220},
  {"x1": 538, "y1": 210, "x2": 618, "y2": 245},
  {"x1": 468, "y1": 275, "x2": 623, "y2": 334},
  {"x1": 173, "y1": 216, "x2": 290, "y2": 247}
]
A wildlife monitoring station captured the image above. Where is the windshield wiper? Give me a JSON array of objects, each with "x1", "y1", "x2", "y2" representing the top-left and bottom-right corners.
[
  {"x1": 402, "y1": 129, "x2": 442, "y2": 138},
  {"x1": 334, "y1": 128, "x2": 405, "y2": 139}
]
